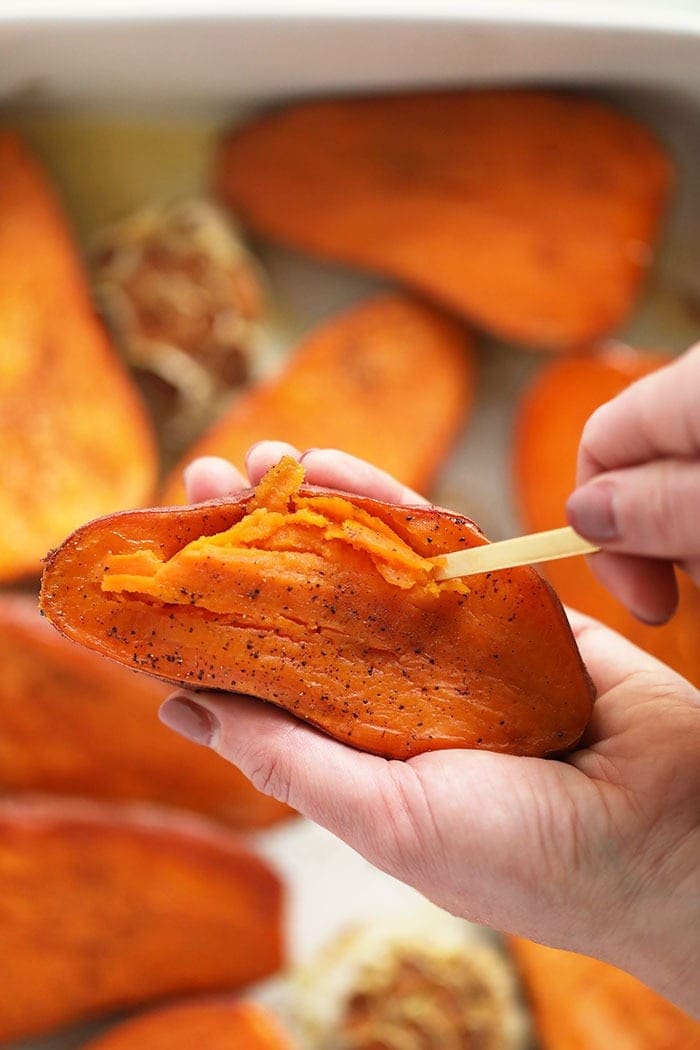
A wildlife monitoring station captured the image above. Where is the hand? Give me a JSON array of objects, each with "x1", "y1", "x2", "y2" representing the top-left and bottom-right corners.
[
  {"x1": 161, "y1": 443, "x2": 700, "y2": 1016},
  {"x1": 566, "y1": 342, "x2": 700, "y2": 625}
]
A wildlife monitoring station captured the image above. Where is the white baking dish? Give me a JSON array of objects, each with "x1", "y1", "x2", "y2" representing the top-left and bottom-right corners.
[
  {"x1": 1, "y1": 2, "x2": 700, "y2": 111},
  {"x1": 2, "y1": 7, "x2": 699, "y2": 1049}
]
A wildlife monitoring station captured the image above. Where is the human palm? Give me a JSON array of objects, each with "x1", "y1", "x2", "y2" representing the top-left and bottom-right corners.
[{"x1": 162, "y1": 443, "x2": 700, "y2": 1015}]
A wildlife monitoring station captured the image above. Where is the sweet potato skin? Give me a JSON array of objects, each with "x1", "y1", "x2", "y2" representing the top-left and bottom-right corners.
[
  {"x1": 514, "y1": 349, "x2": 700, "y2": 686},
  {"x1": 216, "y1": 91, "x2": 671, "y2": 350},
  {"x1": 0, "y1": 795, "x2": 284, "y2": 1043},
  {"x1": 0, "y1": 131, "x2": 157, "y2": 582},
  {"x1": 509, "y1": 937, "x2": 700, "y2": 1049},
  {"x1": 162, "y1": 293, "x2": 473, "y2": 504},
  {"x1": 80, "y1": 1000, "x2": 295, "y2": 1050},
  {"x1": 0, "y1": 593, "x2": 291, "y2": 828},
  {"x1": 41, "y1": 484, "x2": 594, "y2": 759}
]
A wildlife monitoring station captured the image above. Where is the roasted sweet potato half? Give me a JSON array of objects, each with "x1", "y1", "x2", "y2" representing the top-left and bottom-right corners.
[
  {"x1": 216, "y1": 91, "x2": 671, "y2": 350},
  {"x1": 509, "y1": 937, "x2": 700, "y2": 1049},
  {"x1": 0, "y1": 593, "x2": 291, "y2": 828},
  {"x1": 514, "y1": 348, "x2": 700, "y2": 686},
  {"x1": 80, "y1": 1000, "x2": 295, "y2": 1050},
  {"x1": 0, "y1": 795, "x2": 283, "y2": 1043},
  {"x1": 162, "y1": 293, "x2": 473, "y2": 504},
  {"x1": 42, "y1": 459, "x2": 594, "y2": 759},
  {"x1": 0, "y1": 131, "x2": 157, "y2": 582}
]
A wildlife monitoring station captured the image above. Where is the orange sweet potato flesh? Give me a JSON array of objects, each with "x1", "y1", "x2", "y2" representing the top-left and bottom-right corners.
[
  {"x1": 42, "y1": 458, "x2": 594, "y2": 759},
  {"x1": 216, "y1": 91, "x2": 671, "y2": 350},
  {"x1": 509, "y1": 937, "x2": 700, "y2": 1049},
  {"x1": 161, "y1": 293, "x2": 473, "y2": 504},
  {"x1": 0, "y1": 131, "x2": 157, "y2": 582},
  {"x1": 0, "y1": 593, "x2": 290, "y2": 828},
  {"x1": 0, "y1": 795, "x2": 283, "y2": 1043},
  {"x1": 80, "y1": 999, "x2": 295, "y2": 1050},
  {"x1": 514, "y1": 349, "x2": 700, "y2": 686}
]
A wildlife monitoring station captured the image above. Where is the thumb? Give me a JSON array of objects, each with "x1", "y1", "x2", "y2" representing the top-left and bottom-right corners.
[{"x1": 567, "y1": 458, "x2": 700, "y2": 571}]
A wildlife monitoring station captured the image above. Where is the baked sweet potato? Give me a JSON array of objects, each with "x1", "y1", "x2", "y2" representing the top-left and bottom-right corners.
[
  {"x1": 0, "y1": 593, "x2": 290, "y2": 828},
  {"x1": 216, "y1": 91, "x2": 671, "y2": 350},
  {"x1": 42, "y1": 458, "x2": 594, "y2": 759},
  {"x1": 0, "y1": 794, "x2": 284, "y2": 1043},
  {"x1": 509, "y1": 937, "x2": 700, "y2": 1049},
  {"x1": 514, "y1": 349, "x2": 700, "y2": 686},
  {"x1": 80, "y1": 1000, "x2": 294, "y2": 1050},
  {"x1": 162, "y1": 293, "x2": 473, "y2": 504},
  {"x1": 0, "y1": 131, "x2": 157, "y2": 583}
]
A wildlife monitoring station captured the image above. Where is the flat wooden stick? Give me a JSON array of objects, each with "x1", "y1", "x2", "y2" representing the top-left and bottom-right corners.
[{"x1": 433, "y1": 525, "x2": 599, "y2": 581}]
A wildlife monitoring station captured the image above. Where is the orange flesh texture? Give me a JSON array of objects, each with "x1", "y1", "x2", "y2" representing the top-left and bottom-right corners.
[
  {"x1": 509, "y1": 938, "x2": 700, "y2": 1049},
  {"x1": 514, "y1": 349, "x2": 700, "y2": 686},
  {"x1": 42, "y1": 459, "x2": 594, "y2": 759},
  {"x1": 0, "y1": 594, "x2": 290, "y2": 828},
  {"x1": 0, "y1": 796, "x2": 283, "y2": 1043},
  {"x1": 216, "y1": 91, "x2": 671, "y2": 350},
  {"x1": 80, "y1": 1000, "x2": 295, "y2": 1050},
  {"x1": 161, "y1": 293, "x2": 473, "y2": 504},
  {"x1": 0, "y1": 132, "x2": 157, "y2": 582}
]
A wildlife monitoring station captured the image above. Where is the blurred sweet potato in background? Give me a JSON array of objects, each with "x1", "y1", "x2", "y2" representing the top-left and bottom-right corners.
[
  {"x1": 514, "y1": 348, "x2": 700, "y2": 686},
  {"x1": 0, "y1": 131, "x2": 157, "y2": 583},
  {"x1": 0, "y1": 593, "x2": 291, "y2": 828},
  {"x1": 509, "y1": 937, "x2": 700, "y2": 1048},
  {"x1": 80, "y1": 999, "x2": 295, "y2": 1050},
  {"x1": 42, "y1": 458, "x2": 594, "y2": 759},
  {"x1": 0, "y1": 795, "x2": 284, "y2": 1042},
  {"x1": 162, "y1": 293, "x2": 473, "y2": 504},
  {"x1": 216, "y1": 91, "x2": 671, "y2": 350}
]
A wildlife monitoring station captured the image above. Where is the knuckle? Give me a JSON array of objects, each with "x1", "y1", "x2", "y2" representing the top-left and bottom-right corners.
[
  {"x1": 644, "y1": 462, "x2": 680, "y2": 547},
  {"x1": 379, "y1": 763, "x2": 441, "y2": 874},
  {"x1": 579, "y1": 406, "x2": 612, "y2": 473}
]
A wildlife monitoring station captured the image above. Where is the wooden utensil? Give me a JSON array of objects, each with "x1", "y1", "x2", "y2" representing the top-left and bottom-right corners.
[{"x1": 434, "y1": 526, "x2": 599, "y2": 581}]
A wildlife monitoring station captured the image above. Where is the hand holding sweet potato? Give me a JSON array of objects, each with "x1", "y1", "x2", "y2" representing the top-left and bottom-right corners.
[{"x1": 159, "y1": 445, "x2": 699, "y2": 1018}]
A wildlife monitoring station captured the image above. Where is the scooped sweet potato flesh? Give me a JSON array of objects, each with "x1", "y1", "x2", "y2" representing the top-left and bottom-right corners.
[
  {"x1": 42, "y1": 460, "x2": 594, "y2": 759},
  {"x1": 216, "y1": 90, "x2": 671, "y2": 350},
  {"x1": 0, "y1": 131, "x2": 157, "y2": 582}
]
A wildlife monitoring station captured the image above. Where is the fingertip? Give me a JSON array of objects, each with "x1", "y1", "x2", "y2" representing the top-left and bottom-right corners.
[
  {"x1": 299, "y1": 448, "x2": 428, "y2": 505},
  {"x1": 587, "y1": 550, "x2": 679, "y2": 626},
  {"x1": 183, "y1": 457, "x2": 247, "y2": 503},
  {"x1": 245, "y1": 441, "x2": 302, "y2": 483},
  {"x1": 159, "y1": 694, "x2": 219, "y2": 748},
  {"x1": 566, "y1": 482, "x2": 619, "y2": 543}
]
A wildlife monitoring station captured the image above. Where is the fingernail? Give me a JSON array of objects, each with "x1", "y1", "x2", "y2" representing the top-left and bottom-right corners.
[
  {"x1": 566, "y1": 482, "x2": 619, "y2": 542},
  {"x1": 159, "y1": 696, "x2": 217, "y2": 747}
]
